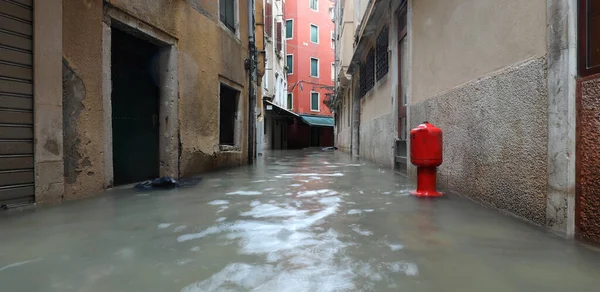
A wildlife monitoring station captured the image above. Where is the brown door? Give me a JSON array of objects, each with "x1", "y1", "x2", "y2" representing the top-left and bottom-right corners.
[{"x1": 0, "y1": 0, "x2": 35, "y2": 208}]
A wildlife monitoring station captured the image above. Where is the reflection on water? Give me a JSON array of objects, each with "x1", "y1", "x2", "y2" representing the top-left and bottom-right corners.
[{"x1": 1, "y1": 149, "x2": 600, "y2": 292}]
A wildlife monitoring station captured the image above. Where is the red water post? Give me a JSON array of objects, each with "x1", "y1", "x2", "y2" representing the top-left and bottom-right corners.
[{"x1": 409, "y1": 122, "x2": 443, "y2": 197}]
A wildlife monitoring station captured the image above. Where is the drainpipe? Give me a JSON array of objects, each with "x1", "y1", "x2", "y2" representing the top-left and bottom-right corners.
[{"x1": 248, "y1": 0, "x2": 256, "y2": 164}]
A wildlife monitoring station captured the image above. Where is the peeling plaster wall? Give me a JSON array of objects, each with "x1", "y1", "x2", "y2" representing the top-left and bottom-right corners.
[
  {"x1": 410, "y1": 58, "x2": 549, "y2": 225},
  {"x1": 577, "y1": 74, "x2": 600, "y2": 243},
  {"x1": 60, "y1": 0, "x2": 251, "y2": 199},
  {"x1": 106, "y1": 0, "x2": 250, "y2": 177},
  {"x1": 62, "y1": 0, "x2": 105, "y2": 199}
]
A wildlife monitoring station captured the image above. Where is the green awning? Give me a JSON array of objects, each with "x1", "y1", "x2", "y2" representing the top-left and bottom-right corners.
[{"x1": 300, "y1": 115, "x2": 334, "y2": 127}]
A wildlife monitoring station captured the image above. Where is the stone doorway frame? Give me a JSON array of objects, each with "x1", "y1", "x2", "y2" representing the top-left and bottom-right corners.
[{"x1": 102, "y1": 6, "x2": 179, "y2": 188}]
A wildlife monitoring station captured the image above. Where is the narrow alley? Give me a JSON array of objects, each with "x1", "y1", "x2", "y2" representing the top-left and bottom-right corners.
[{"x1": 1, "y1": 150, "x2": 599, "y2": 292}]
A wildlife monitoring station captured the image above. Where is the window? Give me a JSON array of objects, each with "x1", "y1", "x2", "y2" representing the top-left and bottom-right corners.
[
  {"x1": 219, "y1": 0, "x2": 236, "y2": 32},
  {"x1": 376, "y1": 26, "x2": 389, "y2": 81},
  {"x1": 285, "y1": 20, "x2": 293, "y2": 39},
  {"x1": 276, "y1": 22, "x2": 283, "y2": 52},
  {"x1": 310, "y1": 58, "x2": 319, "y2": 77},
  {"x1": 331, "y1": 63, "x2": 335, "y2": 81},
  {"x1": 310, "y1": 0, "x2": 318, "y2": 11},
  {"x1": 287, "y1": 93, "x2": 293, "y2": 109},
  {"x1": 331, "y1": 31, "x2": 335, "y2": 49},
  {"x1": 359, "y1": 48, "x2": 375, "y2": 97},
  {"x1": 286, "y1": 55, "x2": 294, "y2": 74},
  {"x1": 310, "y1": 24, "x2": 319, "y2": 43},
  {"x1": 580, "y1": 0, "x2": 600, "y2": 76},
  {"x1": 219, "y1": 83, "x2": 240, "y2": 146},
  {"x1": 265, "y1": 1, "x2": 272, "y2": 37},
  {"x1": 311, "y1": 92, "x2": 320, "y2": 111}
]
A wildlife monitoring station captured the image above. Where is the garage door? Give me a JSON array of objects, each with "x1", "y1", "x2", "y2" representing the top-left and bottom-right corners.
[{"x1": 0, "y1": 0, "x2": 34, "y2": 208}]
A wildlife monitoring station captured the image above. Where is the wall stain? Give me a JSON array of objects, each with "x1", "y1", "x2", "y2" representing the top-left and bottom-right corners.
[{"x1": 62, "y1": 58, "x2": 86, "y2": 184}]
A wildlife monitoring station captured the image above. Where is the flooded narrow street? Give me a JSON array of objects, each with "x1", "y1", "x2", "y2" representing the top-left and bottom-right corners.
[{"x1": 1, "y1": 150, "x2": 600, "y2": 291}]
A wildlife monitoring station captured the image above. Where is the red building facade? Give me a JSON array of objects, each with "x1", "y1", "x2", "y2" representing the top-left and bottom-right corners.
[{"x1": 284, "y1": 0, "x2": 335, "y2": 147}]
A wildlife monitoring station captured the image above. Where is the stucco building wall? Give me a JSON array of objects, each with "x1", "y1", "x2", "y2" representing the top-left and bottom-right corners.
[{"x1": 59, "y1": 0, "x2": 253, "y2": 200}]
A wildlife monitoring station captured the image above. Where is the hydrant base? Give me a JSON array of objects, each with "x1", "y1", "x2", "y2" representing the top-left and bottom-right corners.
[{"x1": 410, "y1": 190, "x2": 444, "y2": 197}]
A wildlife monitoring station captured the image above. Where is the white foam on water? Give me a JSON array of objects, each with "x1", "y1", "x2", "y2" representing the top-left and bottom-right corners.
[
  {"x1": 240, "y1": 203, "x2": 308, "y2": 218},
  {"x1": 177, "y1": 258, "x2": 194, "y2": 266},
  {"x1": 350, "y1": 224, "x2": 373, "y2": 236},
  {"x1": 190, "y1": 246, "x2": 201, "y2": 252},
  {"x1": 383, "y1": 192, "x2": 392, "y2": 195},
  {"x1": 250, "y1": 180, "x2": 267, "y2": 183},
  {"x1": 325, "y1": 165, "x2": 340, "y2": 168},
  {"x1": 297, "y1": 189, "x2": 338, "y2": 197},
  {"x1": 226, "y1": 191, "x2": 262, "y2": 196},
  {"x1": 347, "y1": 209, "x2": 362, "y2": 215},
  {"x1": 388, "y1": 262, "x2": 419, "y2": 276},
  {"x1": 290, "y1": 184, "x2": 302, "y2": 187},
  {"x1": 250, "y1": 200, "x2": 261, "y2": 207},
  {"x1": 264, "y1": 188, "x2": 275, "y2": 191},
  {"x1": 216, "y1": 217, "x2": 227, "y2": 222},
  {"x1": 385, "y1": 202, "x2": 392, "y2": 205},
  {"x1": 0, "y1": 258, "x2": 43, "y2": 272},
  {"x1": 207, "y1": 200, "x2": 229, "y2": 205},
  {"x1": 364, "y1": 209, "x2": 374, "y2": 213},
  {"x1": 173, "y1": 225, "x2": 187, "y2": 232},
  {"x1": 177, "y1": 226, "x2": 225, "y2": 242},
  {"x1": 388, "y1": 243, "x2": 404, "y2": 251},
  {"x1": 158, "y1": 223, "x2": 173, "y2": 229},
  {"x1": 281, "y1": 173, "x2": 344, "y2": 177},
  {"x1": 309, "y1": 176, "x2": 322, "y2": 180}
]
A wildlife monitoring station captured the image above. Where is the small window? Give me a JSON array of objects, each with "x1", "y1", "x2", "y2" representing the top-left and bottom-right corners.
[
  {"x1": 331, "y1": 31, "x2": 335, "y2": 49},
  {"x1": 359, "y1": 48, "x2": 375, "y2": 97},
  {"x1": 376, "y1": 26, "x2": 389, "y2": 81},
  {"x1": 331, "y1": 63, "x2": 335, "y2": 81},
  {"x1": 285, "y1": 20, "x2": 293, "y2": 39},
  {"x1": 310, "y1": 0, "x2": 318, "y2": 11},
  {"x1": 579, "y1": 0, "x2": 600, "y2": 76},
  {"x1": 286, "y1": 55, "x2": 294, "y2": 74},
  {"x1": 310, "y1": 24, "x2": 319, "y2": 43},
  {"x1": 310, "y1": 58, "x2": 319, "y2": 77},
  {"x1": 311, "y1": 92, "x2": 320, "y2": 111},
  {"x1": 287, "y1": 93, "x2": 293, "y2": 109},
  {"x1": 219, "y1": 84, "x2": 240, "y2": 146},
  {"x1": 219, "y1": 0, "x2": 236, "y2": 33}
]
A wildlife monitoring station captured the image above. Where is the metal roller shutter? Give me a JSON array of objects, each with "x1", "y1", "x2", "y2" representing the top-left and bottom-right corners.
[{"x1": 0, "y1": 0, "x2": 34, "y2": 208}]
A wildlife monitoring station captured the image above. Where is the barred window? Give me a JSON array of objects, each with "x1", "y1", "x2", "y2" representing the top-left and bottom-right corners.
[
  {"x1": 359, "y1": 48, "x2": 375, "y2": 97},
  {"x1": 376, "y1": 26, "x2": 389, "y2": 81}
]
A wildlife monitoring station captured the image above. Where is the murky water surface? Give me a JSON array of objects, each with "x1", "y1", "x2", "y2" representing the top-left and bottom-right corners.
[{"x1": 1, "y1": 150, "x2": 600, "y2": 291}]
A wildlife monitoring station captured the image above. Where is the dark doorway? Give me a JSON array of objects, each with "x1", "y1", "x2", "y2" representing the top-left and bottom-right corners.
[
  {"x1": 219, "y1": 84, "x2": 239, "y2": 146},
  {"x1": 310, "y1": 127, "x2": 321, "y2": 147},
  {"x1": 111, "y1": 28, "x2": 160, "y2": 185}
]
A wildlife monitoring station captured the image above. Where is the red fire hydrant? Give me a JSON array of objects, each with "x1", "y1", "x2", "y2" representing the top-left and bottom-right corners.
[{"x1": 410, "y1": 122, "x2": 443, "y2": 197}]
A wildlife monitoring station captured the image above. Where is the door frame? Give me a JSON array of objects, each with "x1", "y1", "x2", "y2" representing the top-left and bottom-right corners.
[{"x1": 102, "y1": 6, "x2": 179, "y2": 187}]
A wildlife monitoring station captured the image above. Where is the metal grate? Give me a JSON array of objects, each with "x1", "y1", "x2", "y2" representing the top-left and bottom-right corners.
[
  {"x1": 359, "y1": 48, "x2": 375, "y2": 97},
  {"x1": 376, "y1": 26, "x2": 389, "y2": 81}
]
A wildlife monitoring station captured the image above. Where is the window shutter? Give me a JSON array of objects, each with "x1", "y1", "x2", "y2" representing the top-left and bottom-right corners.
[
  {"x1": 276, "y1": 22, "x2": 283, "y2": 52},
  {"x1": 265, "y1": 3, "x2": 272, "y2": 37}
]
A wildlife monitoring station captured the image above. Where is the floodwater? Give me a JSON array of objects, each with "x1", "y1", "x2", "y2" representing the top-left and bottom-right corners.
[{"x1": 1, "y1": 150, "x2": 600, "y2": 292}]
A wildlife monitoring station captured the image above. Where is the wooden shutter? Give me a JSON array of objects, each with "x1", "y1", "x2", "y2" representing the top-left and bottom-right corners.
[{"x1": 276, "y1": 22, "x2": 282, "y2": 52}]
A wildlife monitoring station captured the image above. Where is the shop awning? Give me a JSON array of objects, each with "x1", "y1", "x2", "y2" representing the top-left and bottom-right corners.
[{"x1": 300, "y1": 115, "x2": 334, "y2": 127}]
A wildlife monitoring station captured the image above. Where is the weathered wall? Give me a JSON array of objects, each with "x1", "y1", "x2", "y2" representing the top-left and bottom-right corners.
[
  {"x1": 62, "y1": 0, "x2": 105, "y2": 199},
  {"x1": 577, "y1": 74, "x2": 600, "y2": 243},
  {"x1": 410, "y1": 57, "x2": 549, "y2": 225},
  {"x1": 411, "y1": 0, "x2": 547, "y2": 104},
  {"x1": 359, "y1": 71, "x2": 394, "y2": 167},
  {"x1": 60, "y1": 0, "x2": 252, "y2": 200},
  {"x1": 336, "y1": 87, "x2": 352, "y2": 152}
]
